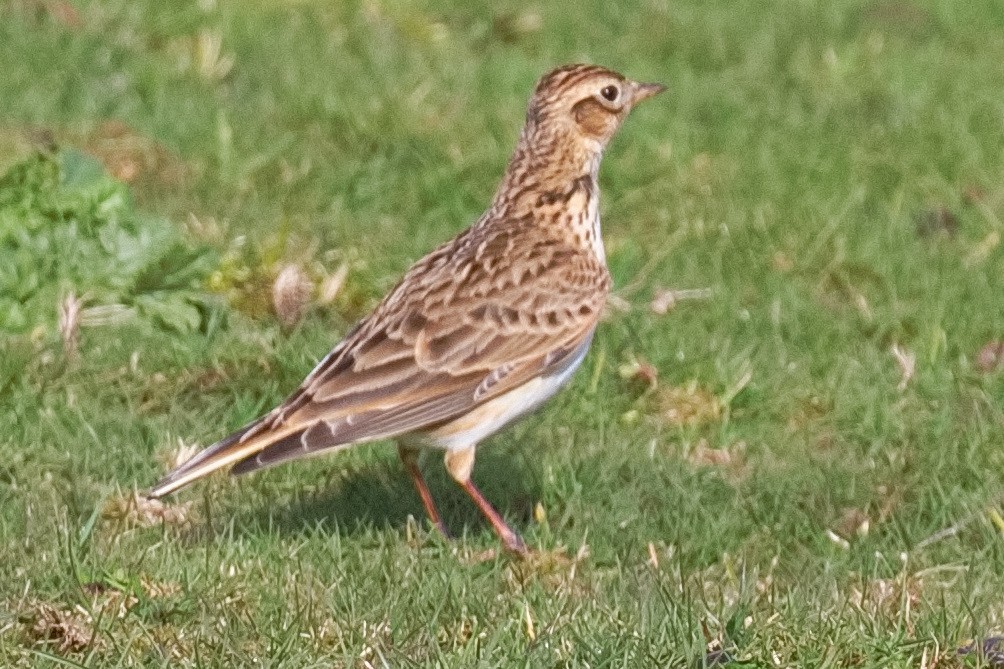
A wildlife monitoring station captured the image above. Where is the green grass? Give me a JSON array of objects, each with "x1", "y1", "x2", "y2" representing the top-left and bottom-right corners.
[{"x1": 2, "y1": 0, "x2": 1004, "y2": 665}]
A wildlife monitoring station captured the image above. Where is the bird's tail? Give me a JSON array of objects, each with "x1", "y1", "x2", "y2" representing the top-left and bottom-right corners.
[{"x1": 146, "y1": 418, "x2": 303, "y2": 498}]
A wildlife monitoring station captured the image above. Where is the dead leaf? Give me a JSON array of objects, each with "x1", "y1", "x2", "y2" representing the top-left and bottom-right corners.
[
  {"x1": 184, "y1": 212, "x2": 228, "y2": 243},
  {"x1": 25, "y1": 601, "x2": 99, "y2": 653},
  {"x1": 195, "y1": 29, "x2": 235, "y2": 81},
  {"x1": 836, "y1": 507, "x2": 871, "y2": 539},
  {"x1": 103, "y1": 491, "x2": 194, "y2": 529},
  {"x1": 891, "y1": 343, "x2": 915, "y2": 391},
  {"x1": 272, "y1": 264, "x2": 313, "y2": 327},
  {"x1": 523, "y1": 602, "x2": 536, "y2": 641},
  {"x1": 58, "y1": 291, "x2": 83, "y2": 359},
  {"x1": 825, "y1": 529, "x2": 850, "y2": 550},
  {"x1": 647, "y1": 542, "x2": 659, "y2": 569},
  {"x1": 975, "y1": 341, "x2": 1004, "y2": 373},
  {"x1": 618, "y1": 356, "x2": 658, "y2": 394},
  {"x1": 849, "y1": 575, "x2": 922, "y2": 616},
  {"x1": 649, "y1": 287, "x2": 713, "y2": 315},
  {"x1": 688, "y1": 438, "x2": 743, "y2": 467},
  {"x1": 83, "y1": 120, "x2": 187, "y2": 186},
  {"x1": 459, "y1": 548, "x2": 500, "y2": 564},
  {"x1": 658, "y1": 381, "x2": 721, "y2": 427},
  {"x1": 140, "y1": 577, "x2": 182, "y2": 599},
  {"x1": 90, "y1": 589, "x2": 138, "y2": 620},
  {"x1": 318, "y1": 263, "x2": 350, "y2": 306},
  {"x1": 158, "y1": 439, "x2": 201, "y2": 473}
]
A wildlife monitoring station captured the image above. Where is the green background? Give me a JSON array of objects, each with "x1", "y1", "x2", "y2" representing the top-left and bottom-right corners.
[{"x1": 1, "y1": 0, "x2": 1003, "y2": 665}]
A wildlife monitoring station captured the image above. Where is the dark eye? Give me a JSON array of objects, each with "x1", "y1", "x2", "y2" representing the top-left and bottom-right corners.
[{"x1": 600, "y1": 85, "x2": 619, "y2": 102}]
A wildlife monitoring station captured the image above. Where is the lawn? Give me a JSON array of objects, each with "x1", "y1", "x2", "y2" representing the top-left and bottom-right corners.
[{"x1": 2, "y1": 0, "x2": 1004, "y2": 666}]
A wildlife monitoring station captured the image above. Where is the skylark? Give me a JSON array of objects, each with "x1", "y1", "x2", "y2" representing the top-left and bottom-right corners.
[{"x1": 149, "y1": 64, "x2": 664, "y2": 554}]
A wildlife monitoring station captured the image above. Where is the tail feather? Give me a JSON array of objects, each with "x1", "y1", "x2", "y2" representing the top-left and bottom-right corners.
[
  {"x1": 148, "y1": 419, "x2": 299, "y2": 498},
  {"x1": 229, "y1": 420, "x2": 354, "y2": 476}
]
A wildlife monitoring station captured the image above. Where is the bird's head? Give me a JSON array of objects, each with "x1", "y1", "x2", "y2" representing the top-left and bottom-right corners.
[{"x1": 525, "y1": 64, "x2": 665, "y2": 153}]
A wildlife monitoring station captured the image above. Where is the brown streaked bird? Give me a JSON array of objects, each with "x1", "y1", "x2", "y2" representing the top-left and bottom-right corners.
[{"x1": 149, "y1": 64, "x2": 665, "y2": 554}]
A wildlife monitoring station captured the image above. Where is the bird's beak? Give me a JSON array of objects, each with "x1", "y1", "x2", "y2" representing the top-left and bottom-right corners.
[{"x1": 631, "y1": 81, "x2": 666, "y2": 105}]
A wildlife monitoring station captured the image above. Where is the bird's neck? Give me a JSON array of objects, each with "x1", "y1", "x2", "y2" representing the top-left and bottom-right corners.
[
  {"x1": 494, "y1": 127, "x2": 602, "y2": 203},
  {"x1": 487, "y1": 130, "x2": 605, "y2": 259}
]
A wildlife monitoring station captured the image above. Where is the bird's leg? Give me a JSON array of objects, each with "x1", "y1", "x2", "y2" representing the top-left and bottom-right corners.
[
  {"x1": 445, "y1": 446, "x2": 528, "y2": 555},
  {"x1": 398, "y1": 445, "x2": 451, "y2": 539}
]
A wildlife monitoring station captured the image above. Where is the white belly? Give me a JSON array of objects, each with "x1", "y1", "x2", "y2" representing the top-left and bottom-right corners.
[{"x1": 416, "y1": 338, "x2": 591, "y2": 451}]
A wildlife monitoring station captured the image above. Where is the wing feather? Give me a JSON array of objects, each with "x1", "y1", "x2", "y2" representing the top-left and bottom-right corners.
[{"x1": 149, "y1": 222, "x2": 610, "y2": 495}]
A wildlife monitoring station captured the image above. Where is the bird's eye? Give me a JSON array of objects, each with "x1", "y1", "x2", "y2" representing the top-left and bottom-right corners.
[{"x1": 600, "y1": 85, "x2": 619, "y2": 102}]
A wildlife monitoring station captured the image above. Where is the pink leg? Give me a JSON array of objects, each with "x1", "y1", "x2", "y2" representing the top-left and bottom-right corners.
[
  {"x1": 457, "y1": 477, "x2": 528, "y2": 555},
  {"x1": 398, "y1": 445, "x2": 450, "y2": 538},
  {"x1": 445, "y1": 446, "x2": 528, "y2": 555}
]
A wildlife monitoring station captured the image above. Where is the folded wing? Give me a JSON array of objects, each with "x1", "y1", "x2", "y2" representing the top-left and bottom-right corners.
[{"x1": 148, "y1": 224, "x2": 610, "y2": 497}]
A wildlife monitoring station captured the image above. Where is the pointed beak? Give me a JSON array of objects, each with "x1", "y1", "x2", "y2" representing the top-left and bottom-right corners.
[{"x1": 631, "y1": 81, "x2": 667, "y2": 105}]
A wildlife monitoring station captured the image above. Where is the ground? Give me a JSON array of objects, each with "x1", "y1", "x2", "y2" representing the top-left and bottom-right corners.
[{"x1": 1, "y1": 0, "x2": 1004, "y2": 666}]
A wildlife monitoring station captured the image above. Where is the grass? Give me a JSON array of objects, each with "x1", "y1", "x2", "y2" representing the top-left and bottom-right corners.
[{"x1": 2, "y1": 0, "x2": 1004, "y2": 665}]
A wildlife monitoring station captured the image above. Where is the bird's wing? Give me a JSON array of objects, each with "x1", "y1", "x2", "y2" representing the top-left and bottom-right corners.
[{"x1": 149, "y1": 226, "x2": 610, "y2": 497}]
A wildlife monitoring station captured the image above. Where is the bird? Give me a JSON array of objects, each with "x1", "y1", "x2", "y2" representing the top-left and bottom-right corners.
[{"x1": 148, "y1": 64, "x2": 665, "y2": 554}]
